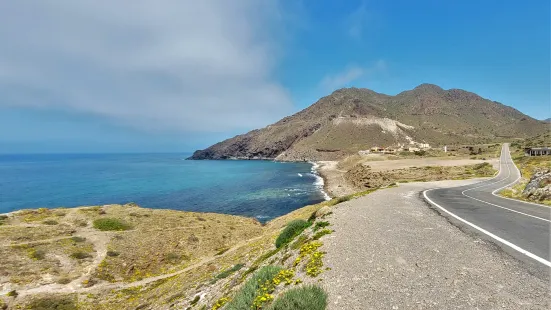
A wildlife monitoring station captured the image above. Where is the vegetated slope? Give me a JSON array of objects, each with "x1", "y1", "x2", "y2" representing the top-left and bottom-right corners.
[{"x1": 189, "y1": 84, "x2": 547, "y2": 161}]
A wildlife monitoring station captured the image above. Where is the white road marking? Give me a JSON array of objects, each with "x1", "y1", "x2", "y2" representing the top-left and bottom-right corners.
[
  {"x1": 460, "y1": 145, "x2": 550, "y2": 221},
  {"x1": 423, "y1": 189, "x2": 551, "y2": 267},
  {"x1": 462, "y1": 191, "x2": 550, "y2": 222}
]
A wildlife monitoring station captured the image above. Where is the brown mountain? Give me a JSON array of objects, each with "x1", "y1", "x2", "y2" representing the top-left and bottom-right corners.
[{"x1": 188, "y1": 84, "x2": 548, "y2": 161}]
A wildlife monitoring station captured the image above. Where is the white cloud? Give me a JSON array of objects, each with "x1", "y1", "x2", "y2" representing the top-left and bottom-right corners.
[
  {"x1": 0, "y1": 0, "x2": 294, "y2": 132},
  {"x1": 346, "y1": 1, "x2": 370, "y2": 40},
  {"x1": 320, "y1": 60, "x2": 387, "y2": 91}
]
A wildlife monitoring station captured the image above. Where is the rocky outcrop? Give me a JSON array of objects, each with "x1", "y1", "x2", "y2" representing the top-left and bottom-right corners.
[{"x1": 522, "y1": 169, "x2": 551, "y2": 202}]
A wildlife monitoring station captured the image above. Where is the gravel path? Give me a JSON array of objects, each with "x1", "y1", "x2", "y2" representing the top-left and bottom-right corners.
[{"x1": 320, "y1": 180, "x2": 550, "y2": 309}]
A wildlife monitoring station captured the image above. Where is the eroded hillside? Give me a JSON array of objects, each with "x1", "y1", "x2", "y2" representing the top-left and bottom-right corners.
[{"x1": 189, "y1": 84, "x2": 547, "y2": 161}]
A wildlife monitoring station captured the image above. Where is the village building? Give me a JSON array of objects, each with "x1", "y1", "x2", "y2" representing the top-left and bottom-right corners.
[{"x1": 524, "y1": 147, "x2": 551, "y2": 156}]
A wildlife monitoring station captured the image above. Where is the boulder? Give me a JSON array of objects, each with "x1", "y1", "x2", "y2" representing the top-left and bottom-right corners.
[
  {"x1": 523, "y1": 169, "x2": 551, "y2": 202},
  {"x1": 315, "y1": 206, "x2": 332, "y2": 218}
]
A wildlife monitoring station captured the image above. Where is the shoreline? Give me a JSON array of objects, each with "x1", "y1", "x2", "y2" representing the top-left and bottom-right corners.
[
  {"x1": 309, "y1": 161, "x2": 332, "y2": 201},
  {"x1": 1, "y1": 160, "x2": 334, "y2": 221}
]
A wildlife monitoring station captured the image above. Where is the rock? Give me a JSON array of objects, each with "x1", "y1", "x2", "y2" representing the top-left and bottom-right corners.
[
  {"x1": 522, "y1": 169, "x2": 551, "y2": 202},
  {"x1": 315, "y1": 206, "x2": 332, "y2": 218}
]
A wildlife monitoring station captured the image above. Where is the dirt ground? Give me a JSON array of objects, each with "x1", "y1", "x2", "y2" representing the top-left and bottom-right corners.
[
  {"x1": 362, "y1": 157, "x2": 499, "y2": 171},
  {"x1": 318, "y1": 157, "x2": 499, "y2": 197},
  {"x1": 318, "y1": 161, "x2": 357, "y2": 197}
]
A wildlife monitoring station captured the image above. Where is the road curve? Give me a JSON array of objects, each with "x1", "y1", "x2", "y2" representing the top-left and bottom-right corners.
[{"x1": 424, "y1": 144, "x2": 550, "y2": 267}]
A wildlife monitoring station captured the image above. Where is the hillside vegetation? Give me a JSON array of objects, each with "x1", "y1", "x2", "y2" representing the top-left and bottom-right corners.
[
  {"x1": 0, "y1": 192, "x2": 373, "y2": 309},
  {"x1": 503, "y1": 133, "x2": 551, "y2": 205},
  {"x1": 189, "y1": 84, "x2": 547, "y2": 161}
]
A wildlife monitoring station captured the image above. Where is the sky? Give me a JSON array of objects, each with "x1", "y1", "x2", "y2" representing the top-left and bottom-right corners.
[{"x1": 0, "y1": 0, "x2": 549, "y2": 153}]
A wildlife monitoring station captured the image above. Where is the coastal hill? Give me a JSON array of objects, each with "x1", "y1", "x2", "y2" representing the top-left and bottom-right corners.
[{"x1": 188, "y1": 84, "x2": 547, "y2": 161}]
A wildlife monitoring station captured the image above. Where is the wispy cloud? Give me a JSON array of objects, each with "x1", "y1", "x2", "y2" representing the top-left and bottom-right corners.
[
  {"x1": 320, "y1": 60, "x2": 387, "y2": 91},
  {"x1": 346, "y1": 1, "x2": 370, "y2": 40},
  {"x1": 0, "y1": 1, "x2": 294, "y2": 133}
]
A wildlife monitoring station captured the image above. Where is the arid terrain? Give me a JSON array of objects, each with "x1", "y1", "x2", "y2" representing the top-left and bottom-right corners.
[
  {"x1": 501, "y1": 133, "x2": 551, "y2": 205},
  {"x1": 317, "y1": 144, "x2": 501, "y2": 197},
  {"x1": 0, "y1": 195, "x2": 359, "y2": 309}
]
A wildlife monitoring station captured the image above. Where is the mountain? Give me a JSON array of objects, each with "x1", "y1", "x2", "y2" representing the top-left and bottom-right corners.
[
  {"x1": 188, "y1": 84, "x2": 548, "y2": 161},
  {"x1": 544, "y1": 118, "x2": 551, "y2": 123}
]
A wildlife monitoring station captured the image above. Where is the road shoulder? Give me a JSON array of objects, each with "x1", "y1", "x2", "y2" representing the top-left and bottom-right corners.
[{"x1": 319, "y1": 180, "x2": 550, "y2": 310}]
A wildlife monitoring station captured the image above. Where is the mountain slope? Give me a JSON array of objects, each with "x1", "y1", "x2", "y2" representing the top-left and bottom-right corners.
[{"x1": 189, "y1": 84, "x2": 548, "y2": 161}]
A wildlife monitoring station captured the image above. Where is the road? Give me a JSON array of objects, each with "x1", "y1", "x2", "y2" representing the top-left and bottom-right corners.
[{"x1": 424, "y1": 143, "x2": 550, "y2": 267}]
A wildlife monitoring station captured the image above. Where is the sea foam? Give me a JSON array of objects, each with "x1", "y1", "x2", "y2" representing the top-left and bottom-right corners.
[{"x1": 310, "y1": 162, "x2": 331, "y2": 201}]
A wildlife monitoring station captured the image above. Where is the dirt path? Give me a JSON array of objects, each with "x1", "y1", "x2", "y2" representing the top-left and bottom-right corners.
[
  {"x1": 14, "y1": 234, "x2": 264, "y2": 297},
  {"x1": 319, "y1": 180, "x2": 550, "y2": 309},
  {"x1": 1, "y1": 236, "x2": 74, "y2": 247}
]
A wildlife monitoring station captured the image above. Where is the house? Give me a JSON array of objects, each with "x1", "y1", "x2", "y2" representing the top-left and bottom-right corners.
[{"x1": 524, "y1": 147, "x2": 551, "y2": 156}]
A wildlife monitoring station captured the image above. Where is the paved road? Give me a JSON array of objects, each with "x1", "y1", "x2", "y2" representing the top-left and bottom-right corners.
[
  {"x1": 321, "y1": 179, "x2": 550, "y2": 309},
  {"x1": 424, "y1": 144, "x2": 551, "y2": 267}
]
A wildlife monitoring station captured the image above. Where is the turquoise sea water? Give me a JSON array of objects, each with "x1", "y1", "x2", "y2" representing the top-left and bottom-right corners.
[{"x1": 0, "y1": 153, "x2": 327, "y2": 222}]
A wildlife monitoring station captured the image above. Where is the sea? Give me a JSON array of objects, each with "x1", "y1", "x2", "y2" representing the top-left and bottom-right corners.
[{"x1": 0, "y1": 153, "x2": 329, "y2": 222}]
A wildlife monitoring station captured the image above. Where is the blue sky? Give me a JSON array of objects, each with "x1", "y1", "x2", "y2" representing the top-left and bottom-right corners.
[{"x1": 0, "y1": 0, "x2": 549, "y2": 153}]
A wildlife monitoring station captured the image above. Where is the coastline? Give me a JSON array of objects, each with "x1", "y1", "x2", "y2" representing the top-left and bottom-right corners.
[
  {"x1": 314, "y1": 161, "x2": 359, "y2": 198},
  {"x1": 309, "y1": 161, "x2": 332, "y2": 201}
]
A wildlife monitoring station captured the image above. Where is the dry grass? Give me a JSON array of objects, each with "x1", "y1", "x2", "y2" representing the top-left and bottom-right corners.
[
  {"x1": 92, "y1": 205, "x2": 263, "y2": 282},
  {"x1": 346, "y1": 162, "x2": 496, "y2": 190},
  {"x1": 3, "y1": 190, "x2": 378, "y2": 310}
]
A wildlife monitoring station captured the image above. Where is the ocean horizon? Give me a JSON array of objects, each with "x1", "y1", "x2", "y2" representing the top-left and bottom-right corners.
[{"x1": 0, "y1": 153, "x2": 328, "y2": 222}]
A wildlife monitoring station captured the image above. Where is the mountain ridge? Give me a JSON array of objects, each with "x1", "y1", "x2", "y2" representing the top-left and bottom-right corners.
[{"x1": 189, "y1": 84, "x2": 547, "y2": 161}]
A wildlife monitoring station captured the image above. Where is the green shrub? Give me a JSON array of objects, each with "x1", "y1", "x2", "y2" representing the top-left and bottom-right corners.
[
  {"x1": 75, "y1": 220, "x2": 88, "y2": 227},
  {"x1": 43, "y1": 219, "x2": 58, "y2": 225},
  {"x1": 190, "y1": 295, "x2": 200, "y2": 305},
  {"x1": 275, "y1": 220, "x2": 311, "y2": 248},
  {"x1": 414, "y1": 150, "x2": 427, "y2": 156},
  {"x1": 307, "y1": 211, "x2": 317, "y2": 222},
  {"x1": 56, "y1": 277, "x2": 72, "y2": 284},
  {"x1": 290, "y1": 235, "x2": 309, "y2": 250},
  {"x1": 166, "y1": 252, "x2": 184, "y2": 263},
  {"x1": 70, "y1": 251, "x2": 91, "y2": 259},
  {"x1": 324, "y1": 194, "x2": 354, "y2": 207},
  {"x1": 107, "y1": 250, "x2": 120, "y2": 257},
  {"x1": 28, "y1": 248, "x2": 45, "y2": 260},
  {"x1": 7, "y1": 290, "x2": 17, "y2": 297},
  {"x1": 215, "y1": 263, "x2": 245, "y2": 280},
  {"x1": 335, "y1": 196, "x2": 351, "y2": 203},
  {"x1": 313, "y1": 229, "x2": 333, "y2": 240},
  {"x1": 240, "y1": 248, "x2": 281, "y2": 281},
  {"x1": 215, "y1": 247, "x2": 230, "y2": 256},
  {"x1": 267, "y1": 285, "x2": 327, "y2": 310},
  {"x1": 93, "y1": 218, "x2": 131, "y2": 231},
  {"x1": 71, "y1": 236, "x2": 86, "y2": 243},
  {"x1": 313, "y1": 221, "x2": 330, "y2": 231},
  {"x1": 226, "y1": 266, "x2": 283, "y2": 310},
  {"x1": 473, "y1": 162, "x2": 491, "y2": 170},
  {"x1": 27, "y1": 297, "x2": 77, "y2": 310}
]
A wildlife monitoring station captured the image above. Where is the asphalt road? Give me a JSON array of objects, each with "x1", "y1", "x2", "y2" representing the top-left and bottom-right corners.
[{"x1": 424, "y1": 144, "x2": 551, "y2": 267}]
